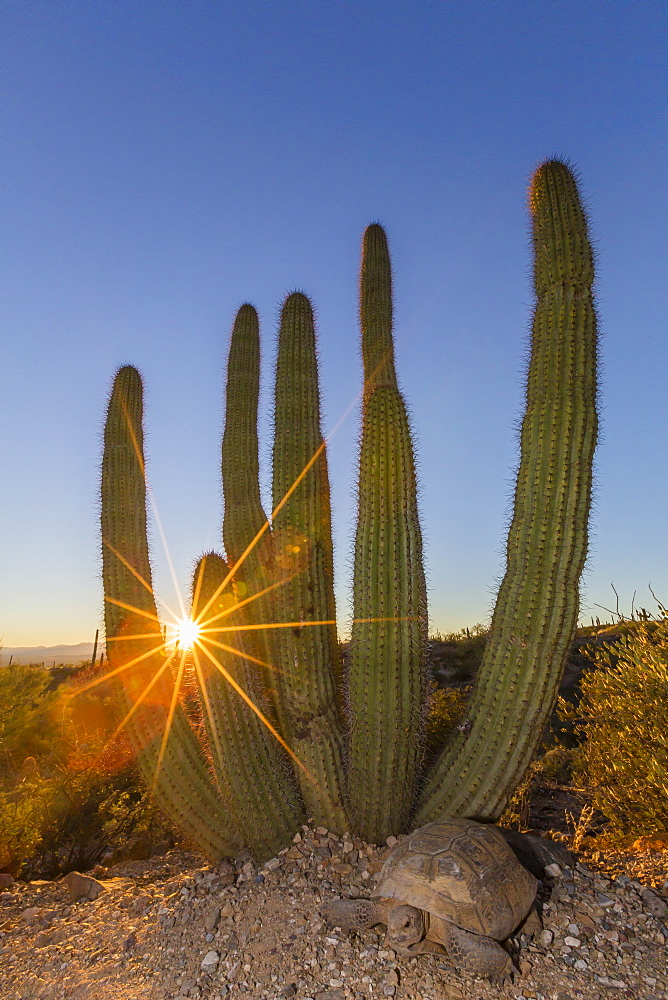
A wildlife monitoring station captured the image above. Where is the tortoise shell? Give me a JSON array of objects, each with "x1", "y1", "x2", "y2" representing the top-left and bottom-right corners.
[{"x1": 374, "y1": 819, "x2": 537, "y2": 940}]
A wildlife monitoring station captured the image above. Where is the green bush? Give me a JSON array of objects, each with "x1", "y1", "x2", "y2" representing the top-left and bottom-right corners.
[
  {"x1": 0, "y1": 663, "x2": 175, "y2": 877},
  {"x1": 0, "y1": 665, "x2": 61, "y2": 775},
  {"x1": 562, "y1": 613, "x2": 668, "y2": 843},
  {"x1": 424, "y1": 685, "x2": 471, "y2": 765}
]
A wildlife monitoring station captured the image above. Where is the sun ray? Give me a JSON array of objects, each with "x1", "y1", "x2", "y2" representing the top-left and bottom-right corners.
[
  {"x1": 194, "y1": 636, "x2": 316, "y2": 784},
  {"x1": 146, "y1": 485, "x2": 187, "y2": 621},
  {"x1": 101, "y1": 541, "x2": 182, "y2": 623},
  {"x1": 194, "y1": 381, "x2": 364, "y2": 634},
  {"x1": 105, "y1": 631, "x2": 169, "y2": 643},
  {"x1": 194, "y1": 569, "x2": 300, "y2": 631},
  {"x1": 120, "y1": 395, "x2": 186, "y2": 621},
  {"x1": 199, "y1": 618, "x2": 337, "y2": 635},
  {"x1": 200, "y1": 633, "x2": 283, "y2": 676},
  {"x1": 191, "y1": 644, "x2": 231, "y2": 778},
  {"x1": 63, "y1": 636, "x2": 168, "y2": 700},
  {"x1": 153, "y1": 646, "x2": 189, "y2": 792},
  {"x1": 104, "y1": 647, "x2": 178, "y2": 746},
  {"x1": 104, "y1": 595, "x2": 162, "y2": 624}
]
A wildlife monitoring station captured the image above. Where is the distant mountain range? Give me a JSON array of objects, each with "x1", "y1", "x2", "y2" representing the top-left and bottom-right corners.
[{"x1": 0, "y1": 642, "x2": 105, "y2": 666}]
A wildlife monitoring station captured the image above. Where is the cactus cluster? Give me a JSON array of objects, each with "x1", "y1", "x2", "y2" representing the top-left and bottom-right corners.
[{"x1": 101, "y1": 160, "x2": 598, "y2": 857}]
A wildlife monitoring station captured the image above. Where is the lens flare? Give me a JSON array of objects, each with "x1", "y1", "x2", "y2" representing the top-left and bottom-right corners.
[{"x1": 173, "y1": 618, "x2": 200, "y2": 650}]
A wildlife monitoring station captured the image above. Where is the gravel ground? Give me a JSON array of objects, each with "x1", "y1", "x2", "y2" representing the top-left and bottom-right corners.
[{"x1": 0, "y1": 827, "x2": 666, "y2": 1000}]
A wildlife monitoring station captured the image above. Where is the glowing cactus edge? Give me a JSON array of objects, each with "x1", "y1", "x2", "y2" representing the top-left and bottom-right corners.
[{"x1": 100, "y1": 159, "x2": 598, "y2": 858}]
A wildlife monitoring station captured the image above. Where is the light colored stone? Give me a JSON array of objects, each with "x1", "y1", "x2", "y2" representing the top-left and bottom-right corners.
[{"x1": 63, "y1": 872, "x2": 106, "y2": 902}]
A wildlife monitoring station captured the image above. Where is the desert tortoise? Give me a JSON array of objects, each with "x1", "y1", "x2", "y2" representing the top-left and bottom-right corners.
[{"x1": 323, "y1": 819, "x2": 538, "y2": 981}]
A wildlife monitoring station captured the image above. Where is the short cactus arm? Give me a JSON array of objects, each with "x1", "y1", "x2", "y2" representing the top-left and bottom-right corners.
[
  {"x1": 191, "y1": 552, "x2": 304, "y2": 860},
  {"x1": 415, "y1": 160, "x2": 598, "y2": 823},
  {"x1": 271, "y1": 292, "x2": 348, "y2": 831},
  {"x1": 101, "y1": 366, "x2": 242, "y2": 860}
]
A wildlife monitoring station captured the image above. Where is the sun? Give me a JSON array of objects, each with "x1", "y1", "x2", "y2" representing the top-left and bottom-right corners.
[{"x1": 173, "y1": 617, "x2": 201, "y2": 650}]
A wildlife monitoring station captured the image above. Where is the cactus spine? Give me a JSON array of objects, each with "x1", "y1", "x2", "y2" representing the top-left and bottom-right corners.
[
  {"x1": 270, "y1": 292, "x2": 348, "y2": 831},
  {"x1": 347, "y1": 226, "x2": 428, "y2": 843},
  {"x1": 101, "y1": 366, "x2": 241, "y2": 859},
  {"x1": 191, "y1": 552, "x2": 304, "y2": 859},
  {"x1": 415, "y1": 160, "x2": 598, "y2": 823}
]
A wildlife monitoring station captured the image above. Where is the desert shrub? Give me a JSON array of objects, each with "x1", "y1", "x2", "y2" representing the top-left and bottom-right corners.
[
  {"x1": 562, "y1": 613, "x2": 668, "y2": 843},
  {"x1": 424, "y1": 685, "x2": 471, "y2": 766},
  {"x1": 0, "y1": 662, "x2": 176, "y2": 877},
  {"x1": 535, "y1": 745, "x2": 577, "y2": 784},
  {"x1": 0, "y1": 665, "x2": 62, "y2": 775}
]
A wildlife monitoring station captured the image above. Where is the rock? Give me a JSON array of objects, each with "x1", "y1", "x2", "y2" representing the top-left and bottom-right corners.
[
  {"x1": 149, "y1": 840, "x2": 171, "y2": 857},
  {"x1": 63, "y1": 872, "x2": 107, "y2": 902},
  {"x1": 544, "y1": 862, "x2": 562, "y2": 878},
  {"x1": 123, "y1": 933, "x2": 137, "y2": 951},
  {"x1": 639, "y1": 886, "x2": 668, "y2": 918},
  {"x1": 498, "y1": 828, "x2": 577, "y2": 877},
  {"x1": 0, "y1": 873, "x2": 15, "y2": 889},
  {"x1": 519, "y1": 907, "x2": 542, "y2": 938},
  {"x1": 201, "y1": 950, "x2": 220, "y2": 970},
  {"x1": 204, "y1": 904, "x2": 221, "y2": 931}
]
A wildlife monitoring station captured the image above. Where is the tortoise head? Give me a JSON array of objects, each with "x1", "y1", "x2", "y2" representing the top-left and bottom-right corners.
[{"x1": 386, "y1": 904, "x2": 426, "y2": 950}]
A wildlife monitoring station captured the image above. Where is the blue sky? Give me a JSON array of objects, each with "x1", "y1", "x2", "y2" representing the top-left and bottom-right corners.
[{"x1": 2, "y1": 1, "x2": 666, "y2": 646}]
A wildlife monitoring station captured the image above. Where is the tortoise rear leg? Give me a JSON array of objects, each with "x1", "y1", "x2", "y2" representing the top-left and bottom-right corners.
[{"x1": 433, "y1": 918, "x2": 513, "y2": 984}]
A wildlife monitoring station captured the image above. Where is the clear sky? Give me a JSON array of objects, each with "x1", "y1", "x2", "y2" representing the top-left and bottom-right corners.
[{"x1": 2, "y1": 1, "x2": 666, "y2": 647}]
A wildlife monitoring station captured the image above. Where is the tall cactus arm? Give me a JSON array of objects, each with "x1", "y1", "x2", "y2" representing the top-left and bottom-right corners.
[
  {"x1": 221, "y1": 304, "x2": 285, "y2": 730},
  {"x1": 191, "y1": 553, "x2": 304, "y2": 860},
  {"x1": 101, "y1": 366, "x2": 242, "y2": 859},
  {"x1": 348, "y1": 386, "x2": 428, "y2": 843},
  {"x1": 415, "y1": 160, "x2": 598, "y2": 823},
  {"x1": 347, "y1": 223, "x2": 428, "y2": 842},
  {"x1": 271, "y1": 292, "x2": 349, "y2": 832}
]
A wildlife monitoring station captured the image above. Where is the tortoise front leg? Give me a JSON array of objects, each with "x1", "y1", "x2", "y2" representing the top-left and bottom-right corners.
[
  {"x1": 429, "y1": 916, "x2": 513, "y2": 984},
  {"x1": 322, "y1": 896, "x2": 393, "y2": 931}
]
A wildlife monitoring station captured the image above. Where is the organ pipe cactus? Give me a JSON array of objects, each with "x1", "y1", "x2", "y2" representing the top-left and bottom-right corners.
[
  {"x1": 415, "y1": 159, "x2": 599, "y2": 822},
  {"x1": 100, "y1": 158, "x2": 598, "y2": 859}
]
